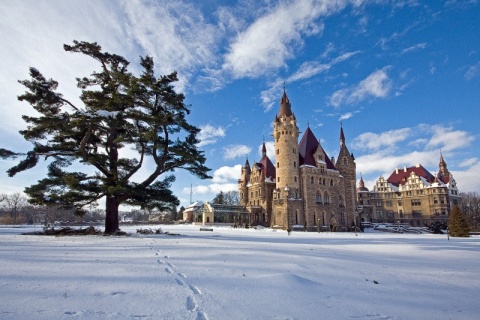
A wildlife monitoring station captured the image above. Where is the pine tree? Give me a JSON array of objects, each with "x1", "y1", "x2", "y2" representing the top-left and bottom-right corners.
[
  {"x1": 448, "y1": 205, "x2": 470, "y2": 237},
  {"x1": 4, "y1": 41, "x2": 210, "y2": 234},
  {"x1": 212, "y1": 191, "x2": 225, "y2": 204}
]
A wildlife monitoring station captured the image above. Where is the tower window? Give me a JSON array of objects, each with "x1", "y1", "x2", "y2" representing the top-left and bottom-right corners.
[
  {"x1": 276, "y1": 149, "x2": 279, "y2": 155},
  {"x1": 310, "y1": 176, "x2": 314, "y2": 184},
  {"x1": 277, "y1": 162, "x2": 280, "y2": 168},
  {"x1": 277, "y1": 177, "x2": 280, "y2": 182},
  {"x1": 294, "y1": 161, "x2": 296, "y2": 168}
]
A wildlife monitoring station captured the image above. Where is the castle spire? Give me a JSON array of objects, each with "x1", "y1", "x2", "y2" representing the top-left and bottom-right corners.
[
  {"x1": 278, "y1": 89, "x2": 293, "y2": 117},
  {"x1": 262, "y1": 140, "x2": 267, "y2": 157},
  {"x1": 359, "y1": 175, "x2": 365, "y2": 188},
  {"x1": 439, "y1": 152, "x2": 449, "y2": 180},
  {"x1": 340, "y1": 122, "x2": 345, "y2": 147}
]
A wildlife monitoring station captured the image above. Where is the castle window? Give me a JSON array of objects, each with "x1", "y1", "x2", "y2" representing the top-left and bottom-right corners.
[
  {"x1": 316, "y1": 191, "x2": 322, "y2": 203},
  {"x1": 330, "y1": 179, "x2": 334, "y2": 186},
  {"x1": 324, "y1": 192, "x2": 330, "y2": 204},
  {"x1": 277, "y1": 177, "x2": 280, "y2": 182},
  {"x1": 294, "y1": 176, "x2": 297, "y2": 182},
  {"x1": 411, "y1": 199, "x2": 421, "y2": 206},
  {"x1": 276, "y1": 149, "x2": 279, "y2": 155},
  {"x1": 277, "y1": 162, "x2": 280, "y2": 168},
  {"x1": 293, "y1": 161, "x2": 296, "y2": 168},
  {"x1": 310, "y1": 176, "x2": 314, "y2": 184},
  {"x1": 293, "y1": 148, "x2": 296, "y2": 154}
]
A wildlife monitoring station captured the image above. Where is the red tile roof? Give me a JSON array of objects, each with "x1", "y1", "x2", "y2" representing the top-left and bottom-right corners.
[
  {"x1": 387, "y1": 165, "x2": 436, "y2": 187},
  {"x1": 298, "y1": 127, "x2": 335, "y2": 169}
]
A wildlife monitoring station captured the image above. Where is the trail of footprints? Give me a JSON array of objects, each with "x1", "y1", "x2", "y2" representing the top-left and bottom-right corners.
[{"x1": 156, "y1": 250, "x2": 207, "y2": 320}]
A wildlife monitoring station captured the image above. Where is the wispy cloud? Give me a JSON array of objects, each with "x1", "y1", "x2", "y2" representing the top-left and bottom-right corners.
[
  {"x1": 339, "y1": 112, "x2": 354, "y2": 121},
  {"x1": 197, "y1": 124, "x2": 226, "y2": 147},
  {"x1": 223, "y1": 144, "x2": 252, "y2": 160},
  {"x1": 399, "y1": 42, "x2": 427, "y2": 55},
  {"x1": 222, "y1": 0, "x2": 362, "y2": 81},
  {"x1": 184, "y1": 165, "x2": 241, "y2": 194},
  {"x1": 329, "y1": 66, "x2": 393, "y2": 107},
  {"x1": 260, "y1": 51, "x2": 360, "y2": 111},
  {"x1": 352, "y1": 128, "x2": 412, "y2": 151},
  {"x1": 465, "y1": 61, "x2": 480, "y2": 80}
]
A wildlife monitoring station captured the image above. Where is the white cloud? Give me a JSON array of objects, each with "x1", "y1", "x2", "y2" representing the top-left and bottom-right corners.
[
  {"x1": 329, "y1": 67, "x2": 393, "y2": 107},
  {"x1": 121, "y1": 0, "x2": 220, "y2": 92},
  {"x1": 212, "y1": 165, "x2": 242, "y2": 183},
  {"x1": 352, "y1": 128, "x2": 411, "y2": 151},
  {"x1": 260, "y1": 51, "x2": 360, "y2": 111},
  {"x1": 184, "y1": 165, "x2": 241, "y2": 196},
  {"x1": 257, "y1": 141, "x2": 276, "y2": 161},
  {"x1": 223, "y1": 145, "x2": 252, "y2": 160},
  {"x1": 197, "y1": 124, "x2": 226, "y2": 147},
  {"x1": 459, "y1": 157, "x2": 479, "y2": 167},
  {"x1": 222, "y1": 0, "x2": 360, "y2": 80},
  {"x1": 452, "y1": 161, "x2": 480, "y2": 193},
  {"x1": 339, "y1": 112, "x2": 354, "y2": 121},
  {"x1": 423, "y1": 125, "x2": 475, "y2": 152},
  {"x1": 465, "y1": 61, "x2": 480, "y2": 80},
  {"x1": 399, "y1": 42, "x2": 427, "y2": 55}
]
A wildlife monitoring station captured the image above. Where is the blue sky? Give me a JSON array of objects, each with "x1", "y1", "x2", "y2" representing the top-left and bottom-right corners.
[{"x1": 0, "y1": 0, "x2": 479, "y2": 210}]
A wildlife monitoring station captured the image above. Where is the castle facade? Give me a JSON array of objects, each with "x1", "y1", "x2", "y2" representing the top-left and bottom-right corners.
[
  {"x1": 238, "y1": 90, "x2": 357, "y2": 230},
  {"x1": 357, "y1": 155, "x2": 461, "y2": 226}
]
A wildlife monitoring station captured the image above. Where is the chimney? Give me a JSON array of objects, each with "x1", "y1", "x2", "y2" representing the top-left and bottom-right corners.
[
  {"x1": 404, "y1": 166, "x2": 407, "y2": 172},
  {"x1": 395, "y1": 168, "x2": 399, "y2": 174}
]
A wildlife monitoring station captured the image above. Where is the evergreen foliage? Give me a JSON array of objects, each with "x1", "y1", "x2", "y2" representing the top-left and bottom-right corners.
[
  {"x1": 212, "y1": 191, "x2": 225, "y2": 204},
  {"x1": 4, "y1": 41, "x2": 210, "y2": 233},
  {"x1": 448, "y1": 205, "x2": 470, "y2": 237}
]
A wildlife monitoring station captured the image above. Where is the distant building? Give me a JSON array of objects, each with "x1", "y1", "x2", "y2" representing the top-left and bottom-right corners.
[
  {"x1": 182, "y1": 201, "x2": 204, "y2": 223},
  {"x1": 357, "y1": 155, "x2": 461, "y2": 226},
  {"x1": 238, "y1": 90, "x2": 357, "y2": 230}
]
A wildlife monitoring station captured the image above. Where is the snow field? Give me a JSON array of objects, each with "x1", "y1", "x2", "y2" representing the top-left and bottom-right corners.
[{"x1": 1, "y1": 225, "x2": 479, "y2": 319}]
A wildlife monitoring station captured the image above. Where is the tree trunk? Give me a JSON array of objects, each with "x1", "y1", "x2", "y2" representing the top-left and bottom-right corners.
[{"x1": 104, "y1": 196, "x2": 120, "y2": 234}]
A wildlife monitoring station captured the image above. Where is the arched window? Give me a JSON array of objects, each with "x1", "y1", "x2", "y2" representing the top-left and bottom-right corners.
[
  {"x1": 316, "y1": 191, "x2": 322, "y2": 203},
  {"x1": 310, "y1": 176, "x2": 314, "y2": 184},
  {"x1": 324, "y1": 192, "x2": 330, "y2": 204},
  {"x1": 339, "y1": 195, "x2": 344, "y2": 207},
  {"x1": 330, "y1": 179, "x2": 334, "y2": 186}
]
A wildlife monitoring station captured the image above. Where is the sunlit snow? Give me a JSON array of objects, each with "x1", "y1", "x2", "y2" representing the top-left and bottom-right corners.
[{"x1": 1, "y1": 225, "x2": 479, "y2": 319}]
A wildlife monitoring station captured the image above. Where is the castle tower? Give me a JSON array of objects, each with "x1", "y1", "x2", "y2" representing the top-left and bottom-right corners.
[
  {"x1": 273, "y1": 90, "x2": 300, "y2": 193},
  {"x1": 438, "y1": 153, "x2": 450, "y2": 182},
  {"x1": 272, "y1": 90, "x2": 301, "y2": 228},
  {"x1": 335, "y1": 125, "x2": 357, "y2": 227},
  {"x1": 238, "y1": 158, "x2": 251, "y2": 206}
]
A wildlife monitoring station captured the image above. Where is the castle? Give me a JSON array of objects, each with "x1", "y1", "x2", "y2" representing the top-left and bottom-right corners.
[{"x1": 238, "y1": 90, "x2": 357, "y2": 230}]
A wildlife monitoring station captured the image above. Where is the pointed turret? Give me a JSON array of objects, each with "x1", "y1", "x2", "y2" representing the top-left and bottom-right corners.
[
  {"x1": 340, "y1": 124, "x2": 345, "y2": 147},
  {"x1": 278, "y1": 89, "x2": 293, "y2": 117},
  {"x1": 357, "y1": 175, "x2": 369, "y2": 192},
  {"x1": 262, "y1": 141, "x2": 267, "y2": 158},
  {"x1": 438, "y1": 153, "x2": 450, "y2": 183}
]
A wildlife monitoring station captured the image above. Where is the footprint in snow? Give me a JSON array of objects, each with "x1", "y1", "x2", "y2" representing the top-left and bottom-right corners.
[
  {"x1": 186, "y1": 296, "x2": 197, "y2": 311},
  {"x1": 189, "y1": 285, "x2": 201, "y2": 295}
]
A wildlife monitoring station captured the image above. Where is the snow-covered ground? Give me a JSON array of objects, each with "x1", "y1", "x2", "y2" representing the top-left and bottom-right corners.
[{"x1": 1, "y1": 225, "x2": 479, "y2": 320}]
